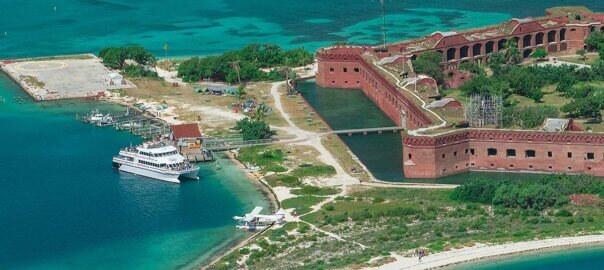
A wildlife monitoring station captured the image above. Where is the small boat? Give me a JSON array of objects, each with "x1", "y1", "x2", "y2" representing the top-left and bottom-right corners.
[
  {"x1": 120, "y1": 122, "x2": 143, "y2": 128},
  {"x1": 112, "y1": 141, "x2": 200, "y2": 183},
  {"x1": 97, "y1": 114, "x2": 114, "y2": 126}
]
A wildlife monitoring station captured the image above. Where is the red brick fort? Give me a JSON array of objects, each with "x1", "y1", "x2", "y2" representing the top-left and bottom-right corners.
[{"x1": 315, "y1": 7, "x2": 604, "y2": 178}]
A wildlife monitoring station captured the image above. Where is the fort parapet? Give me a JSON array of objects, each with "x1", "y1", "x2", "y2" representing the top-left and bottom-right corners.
[{"x1": 316, "y1": 7, "x2": 604, "y2": 178}]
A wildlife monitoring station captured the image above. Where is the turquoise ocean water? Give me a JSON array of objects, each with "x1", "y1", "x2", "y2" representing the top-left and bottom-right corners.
[
  {"x1": 453, "y1": 246, "x2": 604, "y2": 270},
  {"x1": 0, "y1": 73, "x2": 269, "y2": 269},
  {"x1": 1, "y1": 0, "x2": 604, "y2": 269}
]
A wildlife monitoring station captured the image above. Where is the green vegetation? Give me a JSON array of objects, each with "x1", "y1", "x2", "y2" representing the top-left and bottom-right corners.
[
  {"x1": 282, "y1": 196, "x2": 326, "y2": 215},
  {"x1": 560, "y1": 84, "x2": 604, "y2": 121},
  {"x1": 99, "y1": 45, "x2": 156, "y2": 69},
  {"x1": 451, "y1": 175, "x2": 603, "y2": 210},
  {"x1": 585, "y1": 32, "x2": 604, "y2": 53},
  {"x1": 177, "y1": 43, "x2": 313, "y2": 83},
  {"x1": 502, "y1": 105, "x2": 559, "y2": 128},
  {"x1": 98, "y1": 46, "x2": 158, "y2": 78},
  {"x1": 291, "y1": 185, "x2": 340, "y2": 196},
  {"x1": 212, "y1": 174, "x2": 603, "y2": 270},
  {"x1": 290, "y1": 164, "x2": 336, "y2": 179},
  {"x1": 233, "y1": 117, "x2": 276, "y2": 140},
  {"x1": 459, "y1": 61, "x2": 486, "y2": 76},
  {"x1": 413, "y1": 51, "x2": 444, "y2": 85},
  {"x1": 237, "y1": 147, "x2": 283, "y2": 167},
  {"x1": 531, "y1": 49, "x2": 548, "y2": 60},
  {"x1": 457, "y1": 33, "x2": 604, "y2": 124}
]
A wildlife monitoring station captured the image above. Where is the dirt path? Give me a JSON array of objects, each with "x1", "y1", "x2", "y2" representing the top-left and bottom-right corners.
[{"x1": 270, "y1": 81, "x2": 360, "y2": 186}]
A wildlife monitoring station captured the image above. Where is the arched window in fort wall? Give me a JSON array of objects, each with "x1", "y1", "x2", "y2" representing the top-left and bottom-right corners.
[
  {"x1": 547, "y1": 30, "x2": 556, "y2": 43},
  {"x1": 497, "y1": 39, "x2": 507, "y2": 50},
  {"x1": 446, "y1": 48, "x2": 456, "y2": 61},
  {"x1": 522, "y1": 34, "x2": 532, "y2": 48},
  {"x1": 485, "y1": 41, "x2": 494, "y2": 54},
  {"x1": 535, "y1": 32, "x2": 545, "y2": 45}
]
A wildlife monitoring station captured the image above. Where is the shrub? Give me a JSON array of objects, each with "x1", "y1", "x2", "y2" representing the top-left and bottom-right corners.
[
  {"x1": 291, "y1": 185, "x2": 340, "y2": 196},
  {"x1": 264, "y1": 164, "x2": 287, "y2": 173},
  {"x1": 555, "y1": 209, "x2": 573, "y2": 217}
]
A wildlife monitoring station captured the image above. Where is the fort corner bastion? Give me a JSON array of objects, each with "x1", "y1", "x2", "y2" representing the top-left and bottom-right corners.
[{"x1": 315, "y1": 7, "x2": 604, "y2": 178}]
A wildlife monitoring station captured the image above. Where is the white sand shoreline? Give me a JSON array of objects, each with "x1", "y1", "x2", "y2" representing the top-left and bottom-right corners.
[{"x1": 366, "y1": 234, "x2": 604, "y2": 270}]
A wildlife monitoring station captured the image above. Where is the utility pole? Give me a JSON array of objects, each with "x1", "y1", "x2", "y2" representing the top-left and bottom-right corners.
[
  {"x1": 163, "y1": 43, "x2": 169, "y2": 58},
  {"x1": 380, "y1": 0, "x2": 387, "y2": 51}
]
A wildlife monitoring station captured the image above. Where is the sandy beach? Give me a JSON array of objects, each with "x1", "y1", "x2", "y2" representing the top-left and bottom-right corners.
[{"x1": 366, "y1": 234, "x2": 604, "y2": 270}]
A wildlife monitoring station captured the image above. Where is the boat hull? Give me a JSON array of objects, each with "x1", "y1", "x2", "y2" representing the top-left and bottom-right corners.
[{"x1": 114, "y1": 162, "x2": 200, "y2": 183}]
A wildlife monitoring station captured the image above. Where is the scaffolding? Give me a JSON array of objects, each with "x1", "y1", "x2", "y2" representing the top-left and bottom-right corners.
[{"x1": 465, "y1": 93, "x2": 503, "y2": 127}]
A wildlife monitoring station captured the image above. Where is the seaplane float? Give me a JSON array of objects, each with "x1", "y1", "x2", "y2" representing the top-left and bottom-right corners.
[{"x1": 233, "y1": 206, "x2": 286, "y2": 231}]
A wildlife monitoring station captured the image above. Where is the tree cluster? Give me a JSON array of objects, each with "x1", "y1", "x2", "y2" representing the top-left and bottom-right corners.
[
  {"x1": 177, "y1": 43, "x2": 313, "y2": 83},
  {"x1": 99, "y1": 45, "x2": 156, "y2": 69},
  {"x1": 99, "y1": 46, "x2": 158, "y2": 78},
  {"x1": 502, "y1": 105, "x2": 559, "y2": 128},
  {"x1": 560, "y1": 84, "x2": 604, "y2": 121},
  {"x1": 412, "y1": 51, "x2": 444, "y2": 85},
  {"x1": 233, "y1": 117, "x2": 276, "y2": 141},
  {"x1": 585, "y1": 31, "x2": 604, "y2": 60},
  {"x1": 450, "y1": 175, "x2": 603, "y2": 210}
]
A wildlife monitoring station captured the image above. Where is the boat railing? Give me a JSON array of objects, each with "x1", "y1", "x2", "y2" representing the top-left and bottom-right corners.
[{"x1": 165, "y1": 162, "x2": 197, "y2": 172}]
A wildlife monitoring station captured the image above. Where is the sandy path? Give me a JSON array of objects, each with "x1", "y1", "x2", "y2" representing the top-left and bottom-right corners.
[
  {"x1": 270, "y1": 81, "x2": 360, "y2": 186},
  {"x1": 365, "y1": 234, "x2": 604, "y2": 270}
]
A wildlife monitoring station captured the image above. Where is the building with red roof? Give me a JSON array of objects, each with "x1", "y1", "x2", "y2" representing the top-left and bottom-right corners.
[{"x1": 170, "y1": 124, "x2": 202, "y2": 140}]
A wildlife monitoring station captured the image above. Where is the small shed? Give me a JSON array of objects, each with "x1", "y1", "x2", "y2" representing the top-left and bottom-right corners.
[
  {"x1": 542, "y1": 118, "x2": 583, "y2": 132},
  {"x1": 171, "y1": 123, "x2": 202, "y2": 140},
  {"x1": 427, "y1": 98, "x2": 463, "y2": 109},
  {"x1": 106, "y1": 73, "x2": 124, "y2": 86}
]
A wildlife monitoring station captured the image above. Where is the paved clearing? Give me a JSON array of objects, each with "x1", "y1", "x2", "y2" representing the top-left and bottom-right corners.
[{"x1": 1, "y1": 55, "x2": 135, "y2": 100}]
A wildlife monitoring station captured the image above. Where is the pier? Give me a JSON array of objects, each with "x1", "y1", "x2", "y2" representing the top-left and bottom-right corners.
[
  {"x1": 78, "y1": 107, "x2": 170, "y2": 139},
  {"x1": 326, "y1": 126, "x2": 404, "y2": 136}
]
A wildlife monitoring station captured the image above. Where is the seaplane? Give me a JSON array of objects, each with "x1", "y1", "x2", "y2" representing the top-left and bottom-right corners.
[{"x1": 233, "y1": 206, "x2": 286, "y2": 231}]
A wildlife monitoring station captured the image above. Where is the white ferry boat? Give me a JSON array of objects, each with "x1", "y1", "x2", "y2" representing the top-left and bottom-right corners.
[{"x1": 112, "y1": 141, "x2": 199, "y2": 183}]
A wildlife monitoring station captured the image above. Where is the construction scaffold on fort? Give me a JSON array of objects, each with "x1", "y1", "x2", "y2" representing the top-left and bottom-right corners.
[{"x1": 465, "y1": 93, "x2": 503, "y2": 127}]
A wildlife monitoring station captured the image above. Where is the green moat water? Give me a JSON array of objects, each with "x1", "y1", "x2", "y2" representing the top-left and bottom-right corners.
[{"x1": 296, "y1": 80, "x2": 573, "y2": 184}]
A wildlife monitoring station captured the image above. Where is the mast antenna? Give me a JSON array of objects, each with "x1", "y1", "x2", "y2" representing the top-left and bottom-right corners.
[{"x1": 380, "y1": 0, "x2": 387, "y2": 50}]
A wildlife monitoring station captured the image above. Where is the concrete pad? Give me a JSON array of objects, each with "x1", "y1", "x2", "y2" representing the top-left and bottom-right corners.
[{"x1": 0, "y1": 55, "x2": 136, "y2": 100}]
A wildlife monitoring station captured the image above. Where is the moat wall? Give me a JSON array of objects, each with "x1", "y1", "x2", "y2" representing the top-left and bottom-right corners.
[
  {"x1": 403, "y1": 130, "x2": 604, "y2": 178},
  {"x1": 315, "y1": 11, "x2": 604, "y2": 179},
  {"x1": 316, "y1": 47, "x2": 433, "y2": 130}
]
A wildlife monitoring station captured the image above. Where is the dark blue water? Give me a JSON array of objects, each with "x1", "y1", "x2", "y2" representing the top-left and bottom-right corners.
[{"x1": 0, "y1": 73, "x2": 268, "y2": 269}]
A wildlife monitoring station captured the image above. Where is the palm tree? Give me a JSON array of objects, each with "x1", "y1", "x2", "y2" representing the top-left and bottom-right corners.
[
  {"x1": 228, "y1": 61, "x2": 242, "y2": 85},
  {"x1": 503, "y1": 39, "x2": 521, "y2": 65}
]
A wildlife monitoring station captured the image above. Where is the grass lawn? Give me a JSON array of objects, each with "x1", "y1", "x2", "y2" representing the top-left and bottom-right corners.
[
  {"x1": 509, "y1": 84, "x2": 571, "y2": 109},
  {"x1": 558, "y1": 54, "x2": 601, "y2": 66},
  {"x1": 280, "y1": 84, "x2": 329, "y2": 133},
  {"x1": 281, "y1": 196, "x2": 326, "y2": 215}
]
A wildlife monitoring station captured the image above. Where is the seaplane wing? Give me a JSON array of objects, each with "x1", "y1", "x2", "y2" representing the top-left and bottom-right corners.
[{"x1": 250, "y1": 206, "x2": 263, "y2": 216}]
